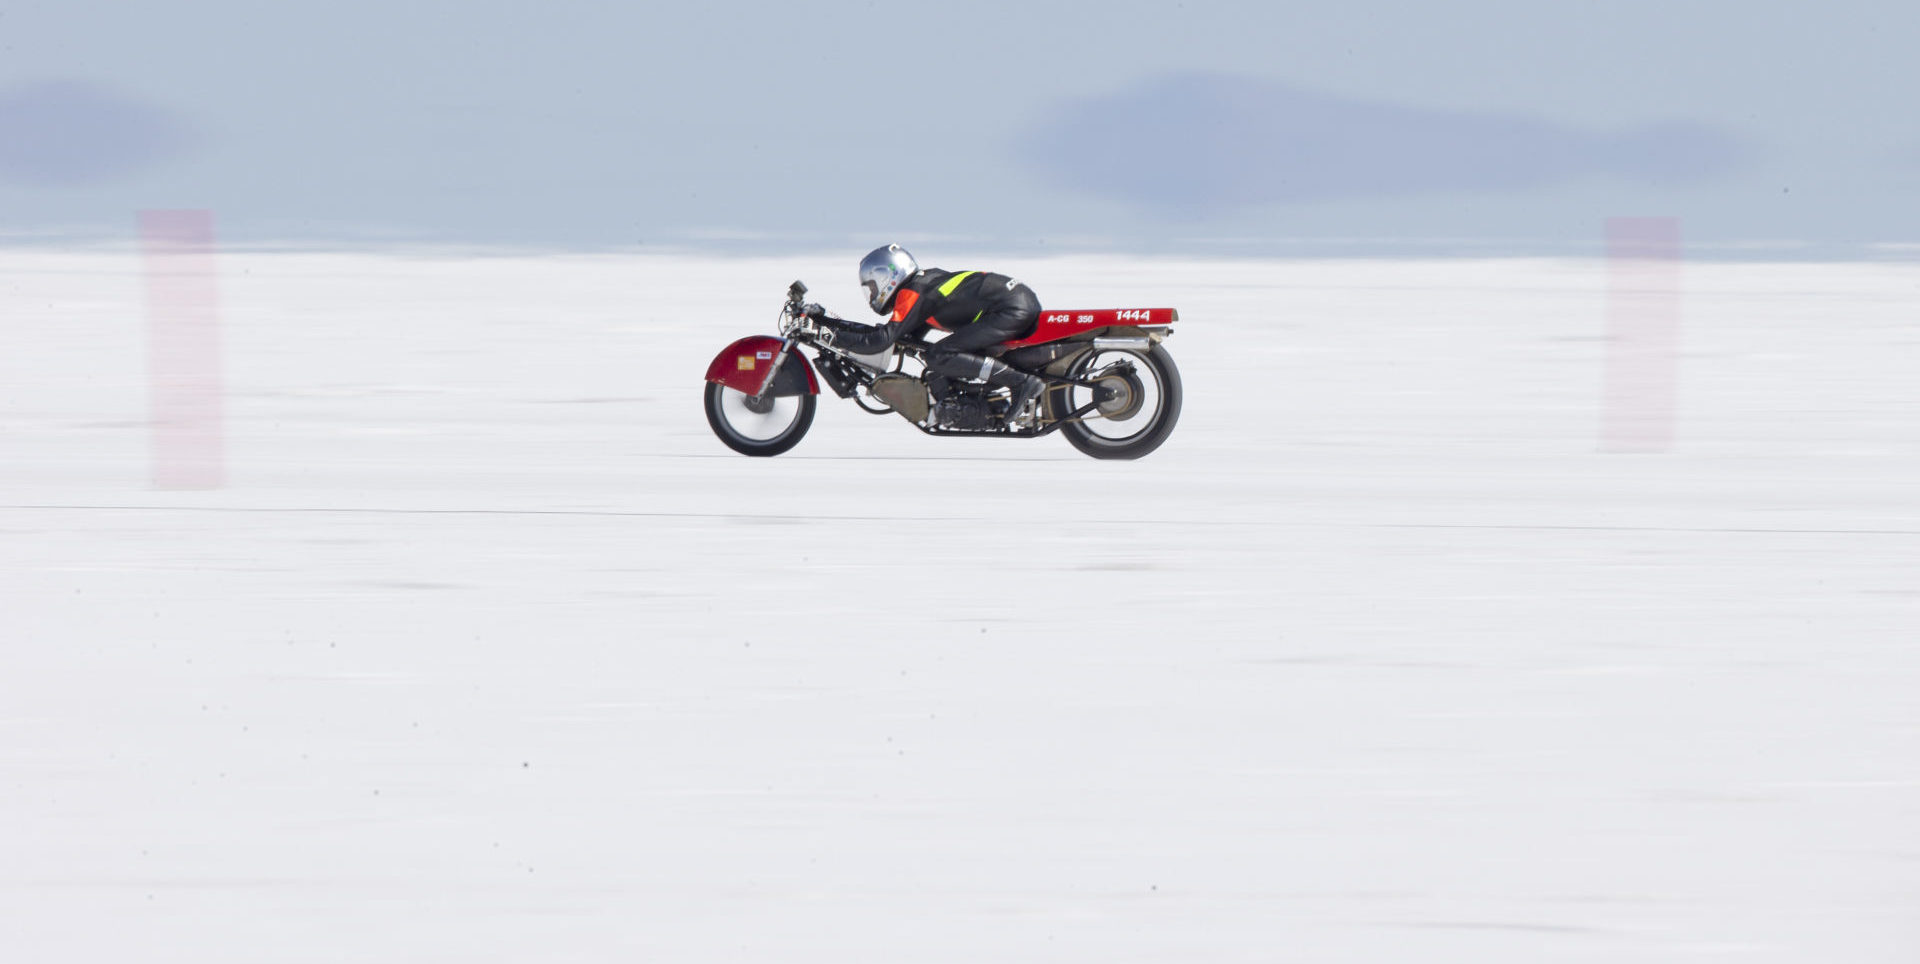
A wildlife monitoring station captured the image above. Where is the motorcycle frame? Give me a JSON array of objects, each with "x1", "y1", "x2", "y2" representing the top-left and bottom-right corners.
[{"x1": 804, "y1": 333, "x2": 1144, "y2": 439}]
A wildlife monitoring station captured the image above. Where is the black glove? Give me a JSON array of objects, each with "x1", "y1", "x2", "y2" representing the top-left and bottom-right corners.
[{"x1": 802, "y1": 302, "x2": 827, "y2": 319}]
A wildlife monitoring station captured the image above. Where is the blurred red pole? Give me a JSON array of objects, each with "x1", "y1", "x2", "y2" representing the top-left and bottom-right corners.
[
  {"x1": 140, "y1": 210, "x2": 225, "y2": 489},
  {"x1": 1601, "y1": 217, "x2": 1681, "y2": 453}
]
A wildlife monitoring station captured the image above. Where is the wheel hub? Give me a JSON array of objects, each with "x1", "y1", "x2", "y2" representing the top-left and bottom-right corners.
[
  {"x1": 742, "y1": 393, "x2": 776, "y2": 414},
  {"x1": 1092, "y1": 372, "x2": 1144, "y2": 420}
]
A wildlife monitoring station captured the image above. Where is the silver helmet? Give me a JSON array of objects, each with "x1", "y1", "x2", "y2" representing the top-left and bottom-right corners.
[{"x1": 858, "y1": 244, "x2": 918, "y2": 315}]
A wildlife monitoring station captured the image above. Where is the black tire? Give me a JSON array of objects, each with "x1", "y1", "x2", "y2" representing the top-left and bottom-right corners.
[
  {"x1": 704, "y1": 382, "x2": 816, "y2": 456},
  {"x1": 1051, "y1": 344, "x2": 1183, "y2": 460}
]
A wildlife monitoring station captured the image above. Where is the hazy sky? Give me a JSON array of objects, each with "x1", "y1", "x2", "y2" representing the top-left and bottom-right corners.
[{"x1": 2, "y1": 0, "x2": 1916, "y2": 254}]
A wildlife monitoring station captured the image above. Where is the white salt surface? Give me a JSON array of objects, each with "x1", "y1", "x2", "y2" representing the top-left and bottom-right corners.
[{"x1": 2, "y1": 250, "x2": 1916, "y2": 962}]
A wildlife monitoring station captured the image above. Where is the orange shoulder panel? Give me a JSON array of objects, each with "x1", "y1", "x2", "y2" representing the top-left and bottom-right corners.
[{"x1": 891, "y1": 288, "x2": 920, "y2": 324}]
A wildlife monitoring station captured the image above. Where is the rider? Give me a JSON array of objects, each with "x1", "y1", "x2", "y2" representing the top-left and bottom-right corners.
[{"x1": 811, "y1": 244, "x2": 1047, "y2": 424}]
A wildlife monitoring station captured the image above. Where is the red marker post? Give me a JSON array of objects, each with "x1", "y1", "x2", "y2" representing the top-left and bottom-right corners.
[
  {"x1": 1601, "y1": 217, "x2": 1681, "y2": 453},
  {"x1": 140, "y1": 210, "x2": 225, "y2": 489}
]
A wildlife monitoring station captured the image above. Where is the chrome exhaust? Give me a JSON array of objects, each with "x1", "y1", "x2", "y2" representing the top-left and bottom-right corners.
[{"x1": 1090, "y1": 337, "x2": 1154, "y2": 351}]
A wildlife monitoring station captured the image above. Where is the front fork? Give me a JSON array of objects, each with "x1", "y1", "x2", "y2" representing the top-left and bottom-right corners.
[{"x1": 753, "y1": 337, "x2": 800, "y2": 398}]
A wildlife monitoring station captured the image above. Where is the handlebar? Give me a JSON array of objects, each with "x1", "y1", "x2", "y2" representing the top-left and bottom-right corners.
[{"x1": 779, "y1": 281, "x2": 823, "y2": 342}]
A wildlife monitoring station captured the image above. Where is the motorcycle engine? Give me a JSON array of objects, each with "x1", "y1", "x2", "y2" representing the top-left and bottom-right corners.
[{"x1": 933, "y1": 393, "x2": 993, "y2": 430}]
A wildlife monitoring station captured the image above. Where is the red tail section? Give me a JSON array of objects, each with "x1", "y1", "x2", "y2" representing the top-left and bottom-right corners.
[{"x1": 1003, "y1": 308, "x2": 1178, "y2": 348}]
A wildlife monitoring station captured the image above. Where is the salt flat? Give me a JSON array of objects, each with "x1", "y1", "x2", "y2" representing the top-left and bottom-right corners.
[{"x1": 2, "y1": 249, "x2": 1916, "y2": 962}]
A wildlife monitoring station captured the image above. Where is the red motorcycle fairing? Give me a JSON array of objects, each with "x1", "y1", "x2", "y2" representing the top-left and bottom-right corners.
[
  {"x1": 1000, "y1": 308, "x2": 1178, "y2": 349},
  {"x1": 704, "y1": 335, "x2": 819, "y2": 396}
]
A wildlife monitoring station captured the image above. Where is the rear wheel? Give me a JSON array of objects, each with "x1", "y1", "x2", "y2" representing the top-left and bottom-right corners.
[
  {"x1": 704, "y1": 382, "x2": 815, "y2": 456},
  {"x1": 1049, "y1": 344, "x2": 1183, "y2": 460}
]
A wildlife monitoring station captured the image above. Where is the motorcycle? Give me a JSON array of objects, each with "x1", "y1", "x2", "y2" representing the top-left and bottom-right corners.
[{"x1": 701, "y1": 281, "x2": 1183, "y2": 460}]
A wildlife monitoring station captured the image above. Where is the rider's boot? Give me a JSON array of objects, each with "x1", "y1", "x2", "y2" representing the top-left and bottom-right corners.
[
  {"x1": 926, "y1": 352, "x2": 1046, "y2": 428},
  {"x1": 991, "y1": 365, "x2": 1046, "y2": 428}
]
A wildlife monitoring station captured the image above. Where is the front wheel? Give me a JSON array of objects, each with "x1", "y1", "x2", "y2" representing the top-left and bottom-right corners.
[
  {"x1": 1049, "y1": 344, "x2": 1183, "y2": 460},
  {"x1": 704, "y1": 382, "x2": 816, "y2": 456}
]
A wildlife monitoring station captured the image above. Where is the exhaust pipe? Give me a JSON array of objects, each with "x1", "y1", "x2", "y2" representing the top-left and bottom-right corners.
[{"x1": 1090, "y1": 337, "x2": 1154, "y2": 351}]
